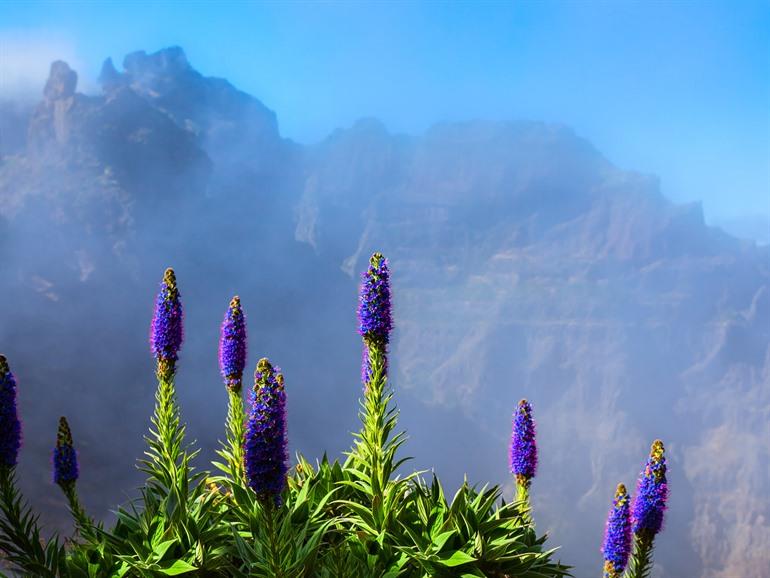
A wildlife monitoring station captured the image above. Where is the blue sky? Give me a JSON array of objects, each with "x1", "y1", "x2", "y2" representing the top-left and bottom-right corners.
[{"x1": 1, "y1": 1, "x2": 768, "y2": 238}]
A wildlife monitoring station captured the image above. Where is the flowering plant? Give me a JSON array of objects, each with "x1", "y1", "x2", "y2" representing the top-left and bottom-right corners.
[{"x1": 0, "y1": 254, "x2": 667, "y2": 577}]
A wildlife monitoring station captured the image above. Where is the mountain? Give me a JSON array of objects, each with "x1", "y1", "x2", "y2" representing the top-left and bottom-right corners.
[
  {"x1": 1, "y1": 47, "x2": 768, "y2": 578},
  {"x1": 301, "y1": 119, "x2": 770, "y2": 577}
]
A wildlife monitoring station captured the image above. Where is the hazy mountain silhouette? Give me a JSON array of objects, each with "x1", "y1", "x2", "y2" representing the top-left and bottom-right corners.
[{"x1": 1, "y1": 47, "x2": 768, "y2": 578}]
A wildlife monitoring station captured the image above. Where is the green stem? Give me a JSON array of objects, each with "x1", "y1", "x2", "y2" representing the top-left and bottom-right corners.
[
  {"x1": 515, "y1": 480, "x2": 533, "y2": 526},
  {"x1": 62, "y1": 484, "x2": 97, "y2": 542},
  {"x1": 143, "y1": 370, "x2": 186, "y2": 492},
  {"x1": 624, "y1": 532, "x2": 654, "y2": 578},
  {"x1": 515, "y1": 481, "x2": 529, "y2": 505},
  {"x1": 139, "y1": 366, "x2": 197, "y2": 535},
  {"x1": 226, "y1": 388, "x2": 246, "y2": 486},
  {"x1": 263, "y1": 501, "x2": 283, "y2": 578},
  {"x1": 348, "y1": 342, "x2": 408, "y2": 575},
  {"x1": 358, "y1": 344, "x2": 388, "y2": 514}
]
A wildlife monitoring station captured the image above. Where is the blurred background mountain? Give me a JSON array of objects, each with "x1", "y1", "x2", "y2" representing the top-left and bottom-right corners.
[{"x1": 0, "y1": 48, "x2": 768, "y2": 578}]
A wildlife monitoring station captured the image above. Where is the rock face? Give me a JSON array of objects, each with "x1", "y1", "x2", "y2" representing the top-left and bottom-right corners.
[
  {"x1": 300, "y1": 120, "x2": 769, "y2": 577},
  {"x1": 43, "y1": 60, "x2": 78, "y2": 101},
  {"x1": 29, "y1": 60, "x2": 80, "y2": 147},
  {"x1": 0, "y1": 48, "x2": 768, "y2": 578},
  {"x1": 108, "y1": 47, "x2": 285, "y2": 175}
]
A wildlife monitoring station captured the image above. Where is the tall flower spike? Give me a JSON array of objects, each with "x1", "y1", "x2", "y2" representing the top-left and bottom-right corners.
[
  {"x1": 602, "y1": 483, "x2": 632, "y2": 578},
  {"x1": 631, "y1": 439, "x2": 668, "y2": 538},
  {"x1": 53, "y1": 417, "x2": 78, "y2": 488},
  {"x1": 0, "y1": 355, "x2": 21, "y2": 469},
  {"x1": 244, "y1": 358, "x2": 288, "y2": 505},
  {"x1": 150, "y1": 268, "x2": 184, "y2": 379},
  {"x1": 219, "y1": 296, "x2": 247, "y2": 392},
  {"x1": 357, "y1": 252, "x2": 392, "y2": 384},
  {"x1": 509, "y1": 399, "x2": 538, "y2": 489}
]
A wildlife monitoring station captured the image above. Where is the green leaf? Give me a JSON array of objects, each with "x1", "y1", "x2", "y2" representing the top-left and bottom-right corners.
[
  {"x1": 152, "y1": 539, "x2": 176, "y2": 561},
  {"x1": 158, "y1": 559, "x2": 197, "y2": 575},
  {"x1": 438, "y1": 550, "x2": 476, "y2": 567}
]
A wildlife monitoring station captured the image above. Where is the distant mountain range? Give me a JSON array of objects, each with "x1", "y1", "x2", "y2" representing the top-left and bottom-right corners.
[{"x1": 1, "y1": 47, "x2": 768, "y2": 578}]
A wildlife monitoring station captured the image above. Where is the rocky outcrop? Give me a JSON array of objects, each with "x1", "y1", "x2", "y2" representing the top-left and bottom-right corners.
[{"x1": 28, "y1": 60, "x2": 83, "y2": 148}]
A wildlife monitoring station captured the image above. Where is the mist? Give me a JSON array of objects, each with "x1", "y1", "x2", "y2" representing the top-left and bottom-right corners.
[{"x1": 0, "y1": 43, "x2": 768, "y2": 578}]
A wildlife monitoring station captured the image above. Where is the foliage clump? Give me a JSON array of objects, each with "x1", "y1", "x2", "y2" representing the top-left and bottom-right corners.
[{"x1": 0, "y1": 253, "x2": 667, "y2": 577}]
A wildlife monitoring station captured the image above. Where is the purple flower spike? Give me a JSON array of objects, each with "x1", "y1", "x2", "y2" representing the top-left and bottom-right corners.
[
  {"x1": 53, "y1": 416, "x2": 78, "y2": 487},
  {"x1": 358, "y1": 252, "x2": 392, "y2": 344},
  {"x1": 358, "y1": 252, "x2": 392, "y2": 385},
  {"x1": 602, "y1": 483, "x2": 632, "y2": 578},
  {"x1": 509, "y1": 399, "x2": 538, "y2": 487},
  {"x1": 150, "y1": 268, "x2": 184, "y2": 377},
  {"x1": 219, "y1": 296, "x2": 247, "y2": 392},
  {"x1": 631, "y1": 439, "x2": 668, "y2": 538},
  {"x1": 0, "y1": 355, "x2": 22, "y2": 469},
  {"x1": 244, "y1": 358, "x2": 288, "y2": 505}
]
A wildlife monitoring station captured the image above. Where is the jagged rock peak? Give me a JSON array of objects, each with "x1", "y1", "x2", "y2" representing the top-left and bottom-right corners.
[
  {"x1": 123, "y1": 46, "x2": 191, "y2": 77},
  {"x1": 98, "y1": 57, "x2": 125, "y2": 93},
  {"x1": 43, "y1": 61, "x2": 77, "y2": 102}
]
